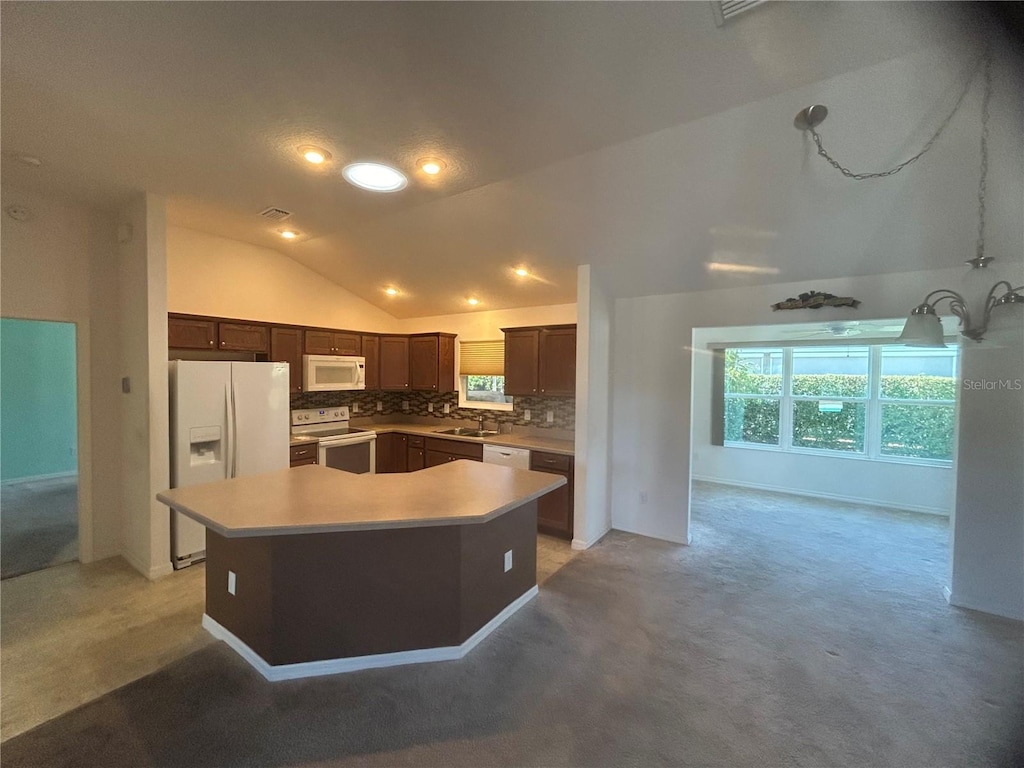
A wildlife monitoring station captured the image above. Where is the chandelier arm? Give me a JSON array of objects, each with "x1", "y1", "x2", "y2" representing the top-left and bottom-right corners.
[
  {"x1": 986, "y1": 283, "x2": 1024, "y2": 312},
  {"x1": 921, "y1": 288, "x2": 967, "y2": 307}
]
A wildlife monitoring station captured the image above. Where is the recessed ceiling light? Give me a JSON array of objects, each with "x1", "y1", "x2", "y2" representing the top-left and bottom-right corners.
[
  {"x1": 514, "y1": 268, "x2": 529, "y2": 277},
  {"x1": 467, "y1": 297, "x2": 480, "y2": 306},
  {"x1": 384, "y1": 287, "x2": 399, "y2": 296},
  {"x1": 298, "y1": 145, "x2": 331, "y2": 165},
  {"x1": 279, "y1": 230, "x2": 299, "y2": 240},
  {"x1": 342, "y1": 162, "x2": 407, "y2": 192},
  {"x1": 419, "y1": 157, "x2": 446, "y2": 176}
]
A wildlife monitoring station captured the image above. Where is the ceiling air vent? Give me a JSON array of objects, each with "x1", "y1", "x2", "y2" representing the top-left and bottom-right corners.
[
  {"x1": 711, "y1": 0, "x2": 766, "y2": 26},
  {"x1": 258, "y1": 206, "x2": 292, "y2": 222}
]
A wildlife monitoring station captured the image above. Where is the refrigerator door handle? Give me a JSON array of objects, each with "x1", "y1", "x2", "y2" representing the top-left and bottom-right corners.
[
  {"x1": 229, "y1": 378, "x2": 239, "y2": 478},
  {"x1": 225, "y1": 381, "x2": 235, "y2": 479}
]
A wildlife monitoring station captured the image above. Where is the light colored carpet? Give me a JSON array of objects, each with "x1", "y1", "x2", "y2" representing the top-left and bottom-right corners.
[
  {"x1": 2, "y1": 484, "x2": 1021, "y2": 767},
  {"x1": 0, "y1": 476, "x2": 78, "y2": 579}
]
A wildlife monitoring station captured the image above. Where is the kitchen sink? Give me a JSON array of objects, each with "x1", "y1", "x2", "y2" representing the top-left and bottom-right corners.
[{"x1": 436, "y1": 427, "x2": 500, "y2": 437}]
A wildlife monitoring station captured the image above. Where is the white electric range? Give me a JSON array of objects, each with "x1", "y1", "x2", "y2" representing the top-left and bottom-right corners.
[{"x1": 291, "y1": 407, "x2": 377, "y2": 474}]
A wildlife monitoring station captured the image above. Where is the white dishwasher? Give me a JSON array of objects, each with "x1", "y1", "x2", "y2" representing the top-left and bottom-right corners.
[{"x1": 483, "y1": 444, "x2": 531, "y2": 469}]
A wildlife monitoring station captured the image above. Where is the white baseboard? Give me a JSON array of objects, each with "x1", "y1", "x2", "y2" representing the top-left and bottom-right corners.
[
  {"x1": 203, "y1": 584, "x2": 540, "y2": 681},
  {"x1": 571, "y1": 525, "x2": 611, "y2": 551},
  {"x1": 120, "y1": 550, "x2": 174, "y2": 581},
  {"x1": 1, "y1": 471, "x2": 77, "y2": 486},
  {"x1": 608, "y1": 524, "x2": 690, "y2": 546},
  {"x1": 692, "y1": 476, "x2": 951, "y2": 516}
]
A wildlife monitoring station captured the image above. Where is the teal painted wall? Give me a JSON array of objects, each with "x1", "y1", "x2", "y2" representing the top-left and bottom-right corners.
[{"x1": 0, "y1": 319, "x2": 78, "y2": 482}]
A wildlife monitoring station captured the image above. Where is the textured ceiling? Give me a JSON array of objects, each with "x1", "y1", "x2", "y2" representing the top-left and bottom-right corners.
[{"x1": 0, "y1": 2, "x2": 992, "y2": 317}]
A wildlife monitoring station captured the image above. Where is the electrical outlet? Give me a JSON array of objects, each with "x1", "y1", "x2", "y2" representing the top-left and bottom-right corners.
[
  {"x1": 376, "y1": 401, "x2": 383, "y2": 412},
  {"x1": 428, "y1": 402, "x2": 434, "y2": 413},
  {"x1": 546, "y1": 410, "x2": 554, "y2": 423},
  {"x1": 443, "y1": 403, "x2": 450, "y2": 414},
  {"x1": 640, "y1": 492, "x2": 648, "y2": 504},
  {"x1": 121, "y1": 377, "x2": 131, "y2": 394},
  {"x1": 504, "y1": 550, "x2": 513, "y2": 573},
  {"x1": 524, "y1": 409, "x2": 531, "y2": 421},
  {"x1": 402, "y1": 401, "x2": 409, "y2": 411},
  {"x1": 227, "y1": 571, "x2": 237, "y2": 596},
  {"x1": 352, "y1": 403, "x2": 359, "y2": 413}
]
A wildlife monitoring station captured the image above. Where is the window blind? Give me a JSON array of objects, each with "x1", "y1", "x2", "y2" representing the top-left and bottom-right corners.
[{"x1": 459, "y1": 340, "x2": 504, "y2": 376}]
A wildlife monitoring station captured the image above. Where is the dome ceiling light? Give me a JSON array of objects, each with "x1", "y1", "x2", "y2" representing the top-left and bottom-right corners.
[{"x1": 342, "y1": 162, "x2": 407, "y2": 192}]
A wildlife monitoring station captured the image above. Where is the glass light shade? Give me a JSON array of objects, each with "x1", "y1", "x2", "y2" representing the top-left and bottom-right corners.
[
  {"x1": 898, "y1": 309, "x2": 947, "y2": 348},
  {"x1": 342, "y1": 163, "x2": 407, "y2": 192}
]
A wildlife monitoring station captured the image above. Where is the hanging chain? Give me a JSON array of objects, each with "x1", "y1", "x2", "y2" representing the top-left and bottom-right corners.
[
  {"x1": 974, "y1": 53, "x2": 992, "y2": 263},
  {"x1": 808, "y1": 53, "x2": 987, "y2": 181}
]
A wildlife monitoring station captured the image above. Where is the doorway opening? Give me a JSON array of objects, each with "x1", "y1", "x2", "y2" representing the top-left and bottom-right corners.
[
  {"x1": 0, "y1": 318, "x2": 79, "y2": 579},
  {"x1": 687, "y1": 318, "x2": 959, "y2": 592}
]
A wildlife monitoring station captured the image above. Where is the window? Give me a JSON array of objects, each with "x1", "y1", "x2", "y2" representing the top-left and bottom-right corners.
[
  {"x1": 458, "y1": 341, "x2": 513, "y2": 411},
  {"x1": 718, "y1": 344, "x2": 958, "y2": 464}
]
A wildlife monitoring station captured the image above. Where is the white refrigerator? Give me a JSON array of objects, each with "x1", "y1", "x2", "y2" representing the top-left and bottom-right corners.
[{"x1": 169, "y1": 360, "x2": 290, "y2": 568}]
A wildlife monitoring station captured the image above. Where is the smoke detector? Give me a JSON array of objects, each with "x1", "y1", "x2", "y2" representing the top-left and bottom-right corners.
[{"x1": 258, "y1": 206, "x2": 292, "y2": 222}]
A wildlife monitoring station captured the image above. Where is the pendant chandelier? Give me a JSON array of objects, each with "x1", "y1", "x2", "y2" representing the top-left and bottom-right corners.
[{"x1": 795, "y1": 52, "x2": 1023, "y2": 348}]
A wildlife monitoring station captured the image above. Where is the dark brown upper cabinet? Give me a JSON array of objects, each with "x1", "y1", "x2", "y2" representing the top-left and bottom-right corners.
[
  {"x1": 379, "y1": 335, "x2": 410, "y2": 390},
  {"x1": 360, "y1": 335, "x2": 380, "y2": 390},
  {"x1": 168, "y1": 316, "x2": 217, "y2": 350},
  {"x1": 538, "y1": 327, "x2": 577, "y2": 396},
  {"x1": 502, "y1": 325, "x2": 576, "y2": 396},
  {"x1": 410, "y1": 333, "x2": 456, "y2": 392},
  {"x1": 218, "y1": 322, "x2": 268, "y2": 353},
  {"x1": 270, "y1": 327, "x2": 304, "y2": 393},
  {"x1": 305, "y1": 330, "x2": 360, "y2": 356},
  {"x1": 503, "y1": 329, "x2": 541, "y2": 396}
]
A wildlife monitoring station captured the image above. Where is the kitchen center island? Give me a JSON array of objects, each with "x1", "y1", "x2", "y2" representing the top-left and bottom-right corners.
[{"x1": 157, "y1": 462, "x2": 566, "y2": 680}]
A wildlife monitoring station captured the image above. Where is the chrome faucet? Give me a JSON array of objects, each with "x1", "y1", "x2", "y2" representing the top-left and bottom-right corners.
[{"x1": 477, "y1": 416, "x2": 485, "y2": 432}]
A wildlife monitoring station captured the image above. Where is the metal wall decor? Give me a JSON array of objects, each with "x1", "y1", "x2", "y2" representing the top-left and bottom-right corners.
[{"x1": 771, "y1": 291, "x2": 861, "y2": 311}]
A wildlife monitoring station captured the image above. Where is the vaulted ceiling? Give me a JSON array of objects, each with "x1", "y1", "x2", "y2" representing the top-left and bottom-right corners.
[{"x1": 1, "y1": 2, "x2": 991, "y2": 317}]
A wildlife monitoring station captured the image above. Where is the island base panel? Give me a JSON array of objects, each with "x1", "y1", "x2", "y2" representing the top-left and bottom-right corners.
[{"x1": 205, "y1": 501, "x2": 538, "y2": 668}]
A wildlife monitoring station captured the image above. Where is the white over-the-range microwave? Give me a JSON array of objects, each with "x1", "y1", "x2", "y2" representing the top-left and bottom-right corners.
[{"x1": 303, "y1": 355, "x2": 366, "y2": 391}]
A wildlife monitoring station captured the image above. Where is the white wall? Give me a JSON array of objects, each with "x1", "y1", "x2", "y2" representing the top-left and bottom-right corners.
[
  {"x1": 117, "y1": 194, "x2": 172, "y2": 579},
  {"x1": 573, "y1": 265, "x2": 612, "y2": 549},
  {"x1": 689, "y1": 327, "x2": 955, "y2": 515},
  {"x1": 166, "y1": 226, "x2": 401, "y2": 332},
  {"x1": 0, "y1": 186, "x2": 122, "y2": 562},
  {"x1": 611, "y1": 267, "x2": 967, "y2": 545},
  {"x1": 399, "y1": 303, "x2": 576, "y2": 339},
  {"x1": 949, "y1": 311, "x2": 1024, "y2": 620}
]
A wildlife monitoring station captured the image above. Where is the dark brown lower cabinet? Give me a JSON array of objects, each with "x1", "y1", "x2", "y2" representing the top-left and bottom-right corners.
[
  {"x1": 407, "y1": 436, "x2": 425, "y2": 471},
  {"x1": 289, "y1": 444, "x2": 318, "y2": 468},
  {"x1": 424, "y1": 437, "x2": 483, "y2": 467},
  {"x1": 375, "y1": 433, "x2": 408, "y2": 473},
  {"x1": 530, "y1": 451, "x2": 574, "y2": 539}
]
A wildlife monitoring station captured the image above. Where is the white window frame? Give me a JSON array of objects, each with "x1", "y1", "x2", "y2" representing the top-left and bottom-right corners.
[
  {"x1": 723, "y1": 345, "x2": 956, "y2": 467},
  {"x1": 458, "y1": 375, "x2": 514, "y2": 412}
]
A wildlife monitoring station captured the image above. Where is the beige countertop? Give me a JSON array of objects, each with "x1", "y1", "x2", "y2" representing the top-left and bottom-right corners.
[
  {"x1": 289, "y1": 435, "x2": 319, "y2": 446},
  {"x1": 366, "y1": 423, "x2": 575, "y2": 456},
  {"x1": 157, "y1": 462, "x2": 566, "y2": 538}
]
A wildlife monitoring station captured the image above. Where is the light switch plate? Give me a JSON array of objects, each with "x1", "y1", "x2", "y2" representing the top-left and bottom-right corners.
[
  {"x1": 443, "y1": 403, "x2": 450, "y2": 414},
  {"x1": 524, "y1": 409, "x2": 531, "y2": 421},
  {"x1": 428, "y1": 402, "x2": 434, "y2": 413},
  {"x1": 504, "y1": 550, "x2": 513, "y2": 573},
  {"x1": 402, "y1": 401, "x2": 409, "y2": 411},
  {"x1": 227, "y1": 571, "x2": 237, "y2": 595},
  {"x1": 376, "y1": 401, "x2": 383, "y2": 412},
  {"x1": 546, "y1": 410, "x2": 554, "y2": 423},
  {"x1": 352, "y1": 403, "x2": 359, "y2": 413}
]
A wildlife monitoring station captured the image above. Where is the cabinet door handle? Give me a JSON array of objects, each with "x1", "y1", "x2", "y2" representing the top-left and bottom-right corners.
[{"x1": 208, "y1": 340, "x2": 214, "y2": 346}]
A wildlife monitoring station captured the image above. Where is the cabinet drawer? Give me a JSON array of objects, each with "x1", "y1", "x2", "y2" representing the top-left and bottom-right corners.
[
  {"x1": 530, "y1": 451, "x2": 572, "y2": 473},
  {"x1": 425, "y1": 437, "x2": 483, "y2": 461},
  {"x1": 291, "y1": 457, "x2": 318, "y2": 468},
  {"x1": 407, "y1": 435, "x2": 425, "y2": 449},
  {"x1": 290, "y1": 444, "x2": 318, "y2": 464}
]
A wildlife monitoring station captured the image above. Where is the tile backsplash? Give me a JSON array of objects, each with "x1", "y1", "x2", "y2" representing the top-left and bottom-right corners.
[{"x1": 290, "y1": 390, "x2": 575, "y2": 430}]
